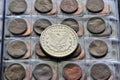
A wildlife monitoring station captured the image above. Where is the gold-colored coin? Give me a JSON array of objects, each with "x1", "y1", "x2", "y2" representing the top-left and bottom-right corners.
[{"x1": 40, "y1": 24, "x2": 78, "y2": 58}]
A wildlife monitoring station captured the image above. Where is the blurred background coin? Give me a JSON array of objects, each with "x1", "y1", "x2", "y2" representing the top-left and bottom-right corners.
[
  {"x1": 87, "y1": 17, "x2": 106, "y2": 34},
  {"x1": 60, "y1": 0, "x2": 78, "y2": 14},
  {"x1": 91, "y1": 63, "x2": 111, "y2": 80},
  {"x1": 72, "y1": 44, "x2": 81, "y2": 58},
  {"x1": 33, "y1": 64, "x2": 53, "y2": 80},
  {"x1": 89, "y1": 40, "x2": 108, "y2": 58},
  {"x1": 35, "y1": 41, "x2": 46, "y2": 57},
  {"x1": 9, "y1": 0, "x2": 27, "y2": 14},
  {"x1": 7, "y1": 40, "x2": 27, "y2": 58},
  {"x1": 63, "y1": 63, "x2": 82, "y2": 80},
  {"x1": 5, "y1": 63, "x2": 26, "y2": 80},
  {"x1": 86, "y1": 0, "x2": 104, "y2": 13},
  {"x1": 35, "y1": 0, "x2": 53, "y2": 13},
  {"x1": 8, "y1": 18, "x2": 27, "y2": 35},
  {"x1": 33, "y1": 19, "x2": 52, "y2": 35},
  {"x1": 61, "y1": 18, "x2": 79, "y2": 32}
]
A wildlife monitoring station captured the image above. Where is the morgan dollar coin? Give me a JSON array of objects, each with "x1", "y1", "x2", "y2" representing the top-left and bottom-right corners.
[{"x1": 40, "y1": 24, "x2": 78, "y2": 58}]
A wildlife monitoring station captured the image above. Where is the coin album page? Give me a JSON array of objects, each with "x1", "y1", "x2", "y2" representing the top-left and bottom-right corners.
[{"x1": 0, "y1": 0, "x2": 120, "y2": 80}]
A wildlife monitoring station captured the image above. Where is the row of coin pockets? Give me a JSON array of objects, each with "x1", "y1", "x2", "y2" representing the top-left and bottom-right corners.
[
  {"x1": 4, "y1": 16, "x2": 119, "y2": 40},
  {"x1": 3, "y1": 37, "x2": 119, "y2": 61},
  {"x1": 5, "y1": 0, "x2": 118, "y2": 18},
  {"x1": 2, "y1": 60, "x2": 120, "y2": 80}
]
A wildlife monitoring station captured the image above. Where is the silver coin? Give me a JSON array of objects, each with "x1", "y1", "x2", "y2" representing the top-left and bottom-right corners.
[{"x1": 40, "y1": 24, "x2": 78, "y2": 58}]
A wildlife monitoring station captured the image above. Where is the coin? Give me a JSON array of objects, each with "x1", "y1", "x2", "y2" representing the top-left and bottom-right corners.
[
  {"x1": 40, "y1": 24, "x2": 78, "y2": 58},
  {"x1": 89, "y1": 40, "x2": 108, "y2": 58},
  {"x1": 35, "y1": 41, "x2": 46, "y2": 57},
  {"x1": 63, "y1": 63, "x2": 82, "y2": 80},
  {"x1": 87, "y1": 17, "x2": 106, "y2": 34},
  {"x1": 35, "y1": 0, "x2": 53, "y2": 13},
  {"x1": 72, "y1": 44, "x2": 81, "y2": 58},
  {"x1": 86, "y1": 0, "x2": 104, "y2": 13},
  {"x1": 5, "y1": 63, "x2": 26, "y2": 80},
  {"x1": 94, "y1": 25, "x2": 112, "y2": 37},
  {"x1": 7, "y1": 40, "x2": 27, "y2": 58},
  {"x1": 61, "y1": 18, "x2": 79, "y2": 32},
  {"x1": 91, "y1": 63, "x2": 111, "y2": 80},
  {"x1": 74, "y1": 2, "x2": 83, "y2": 15},
  {"x1": 9, "y1": 0, "x2": 27, "y2": 14},
  {"x1": 8, "y1": 18, "x2": 27, "y2": 35},
  {"x1": 33, "y1": 64, "x2": 53, "y2": 80},
  {"x1": 60, "y1": 0, "x2": 78, "y2": 14},
  {"x1": 33, "y1": 19, "x2": 52, "y2": 35}
]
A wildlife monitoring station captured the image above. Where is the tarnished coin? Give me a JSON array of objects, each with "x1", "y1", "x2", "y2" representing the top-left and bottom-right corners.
[
  {"x1": 86, "y1": 0, "x2": 104, "y2": 13},
  {"x1": 91, "y1": 63, "x2": 111, "y2": 80},
  {"x1": 35, "y1": 0, "x2": 53, "y2": 13},
  {"x1": 60, "y1": 0, "x2": 78, "y2": 13},
  {"x1": 33, "y1": 64, "x2": 53, "y2": 80},
  {"x1": 72, "y1": 44, "x2": 81, "y2": 58},
  {"x1": 89, "y1": 40, "x2": 108, "y2": 58},
  {"x1": 63, "y1": 63, "x2": 82, "y2": 80},
  {"x1": 61, "y1": 18, "x2": 79, "y2": 32},
  {"x1": 5, "y1": 63, "x2": 26, "y2": 80},
  {"x1": 40, "y1": 24, "x2": 78, "y2": 58},
  {"x1": 33, "y1": 19, "x2": 52, "y2": 35},
  {"x1": 9, "y1": 0, "x2": 27, "y2": 14},
  {"x1": 35, "y1": 41, "x2": 46, "y2": 57},
  {"x1": 94, "y1": 25, "x2": 112, "y2": 37},
  {"x1": 87, "y1": 17, "x2": 106, "y2": 34},
  {"x1": 7, "y1": 40, "x2": 27, "y2": 58},
  {"x1": 8, "y1": 18, "x2": 27, "y2": 35}
]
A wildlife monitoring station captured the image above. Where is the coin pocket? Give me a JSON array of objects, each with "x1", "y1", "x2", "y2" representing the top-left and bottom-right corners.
[
  {"x1": 6, "y1": 0, "x2": 31, "y2": 16},
  {"x1": 4, "y1": 39, "x2": 31, "y2": 60}
]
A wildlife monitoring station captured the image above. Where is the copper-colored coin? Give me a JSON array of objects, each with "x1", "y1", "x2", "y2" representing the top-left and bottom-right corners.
[
  {"x1": 94, "y1": 25, "x2": 112, "y2": 37},
  {"x1": 77, "y1": 23, "x2": 84, "y2": 37},
  {"x1": 35, "y1": 0, "x2": 53, "y2": 13},
  {"x1": 63, "y1": 63, "x2": 82, "y2": 80},
  {"x1": 35, "y1": 41, "x2": 46, "y2": 57},
  {"x1": 87, "y1": 17, "x2": 106, "y2": 34},
  {"x1": 61, "y1": 18, "x2": 79, "y2": 32},
  {"x1": 8, "y1": 18, "x2": 27, "y2": 35},
  {"x1": 73, "y1": 48, "x2": 85, "y2": 60},
  {"x1": 74, "y1": 2, "x2": 83, "y2": 15},
  {"x1": 72, "y1": 44, "x2": 81, "y2": 58},
  {"x1": 89, "y1": 40, "x2": 108, "y2": 58},
  {"x1": 7, "y1": 40, "x2": 27, "y2": 58},
  {"x1": 9, "y1": 0, "x2": 27, "y2": 14},
  {"x1": 48, "y1": 2, "x2": 57, "y2": 15},
  {"x1": 91, "y1": 63, "x2": 111, "y2": 80},
  {"x1": 33, "y1": 19, "x2": 52, "y2": 35},
  {"x1": 5, "y1": 63, "x2": 26, "y2": 80},
  {"x1": 33, "y1": 64, "x2": 53, "y2": 80},
  {"x1": 86, "y1": 0, "x2": 104, "y2": 13},
  {"x1": 60, "y1": 0, "x2": 78, "y2": 14}
]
